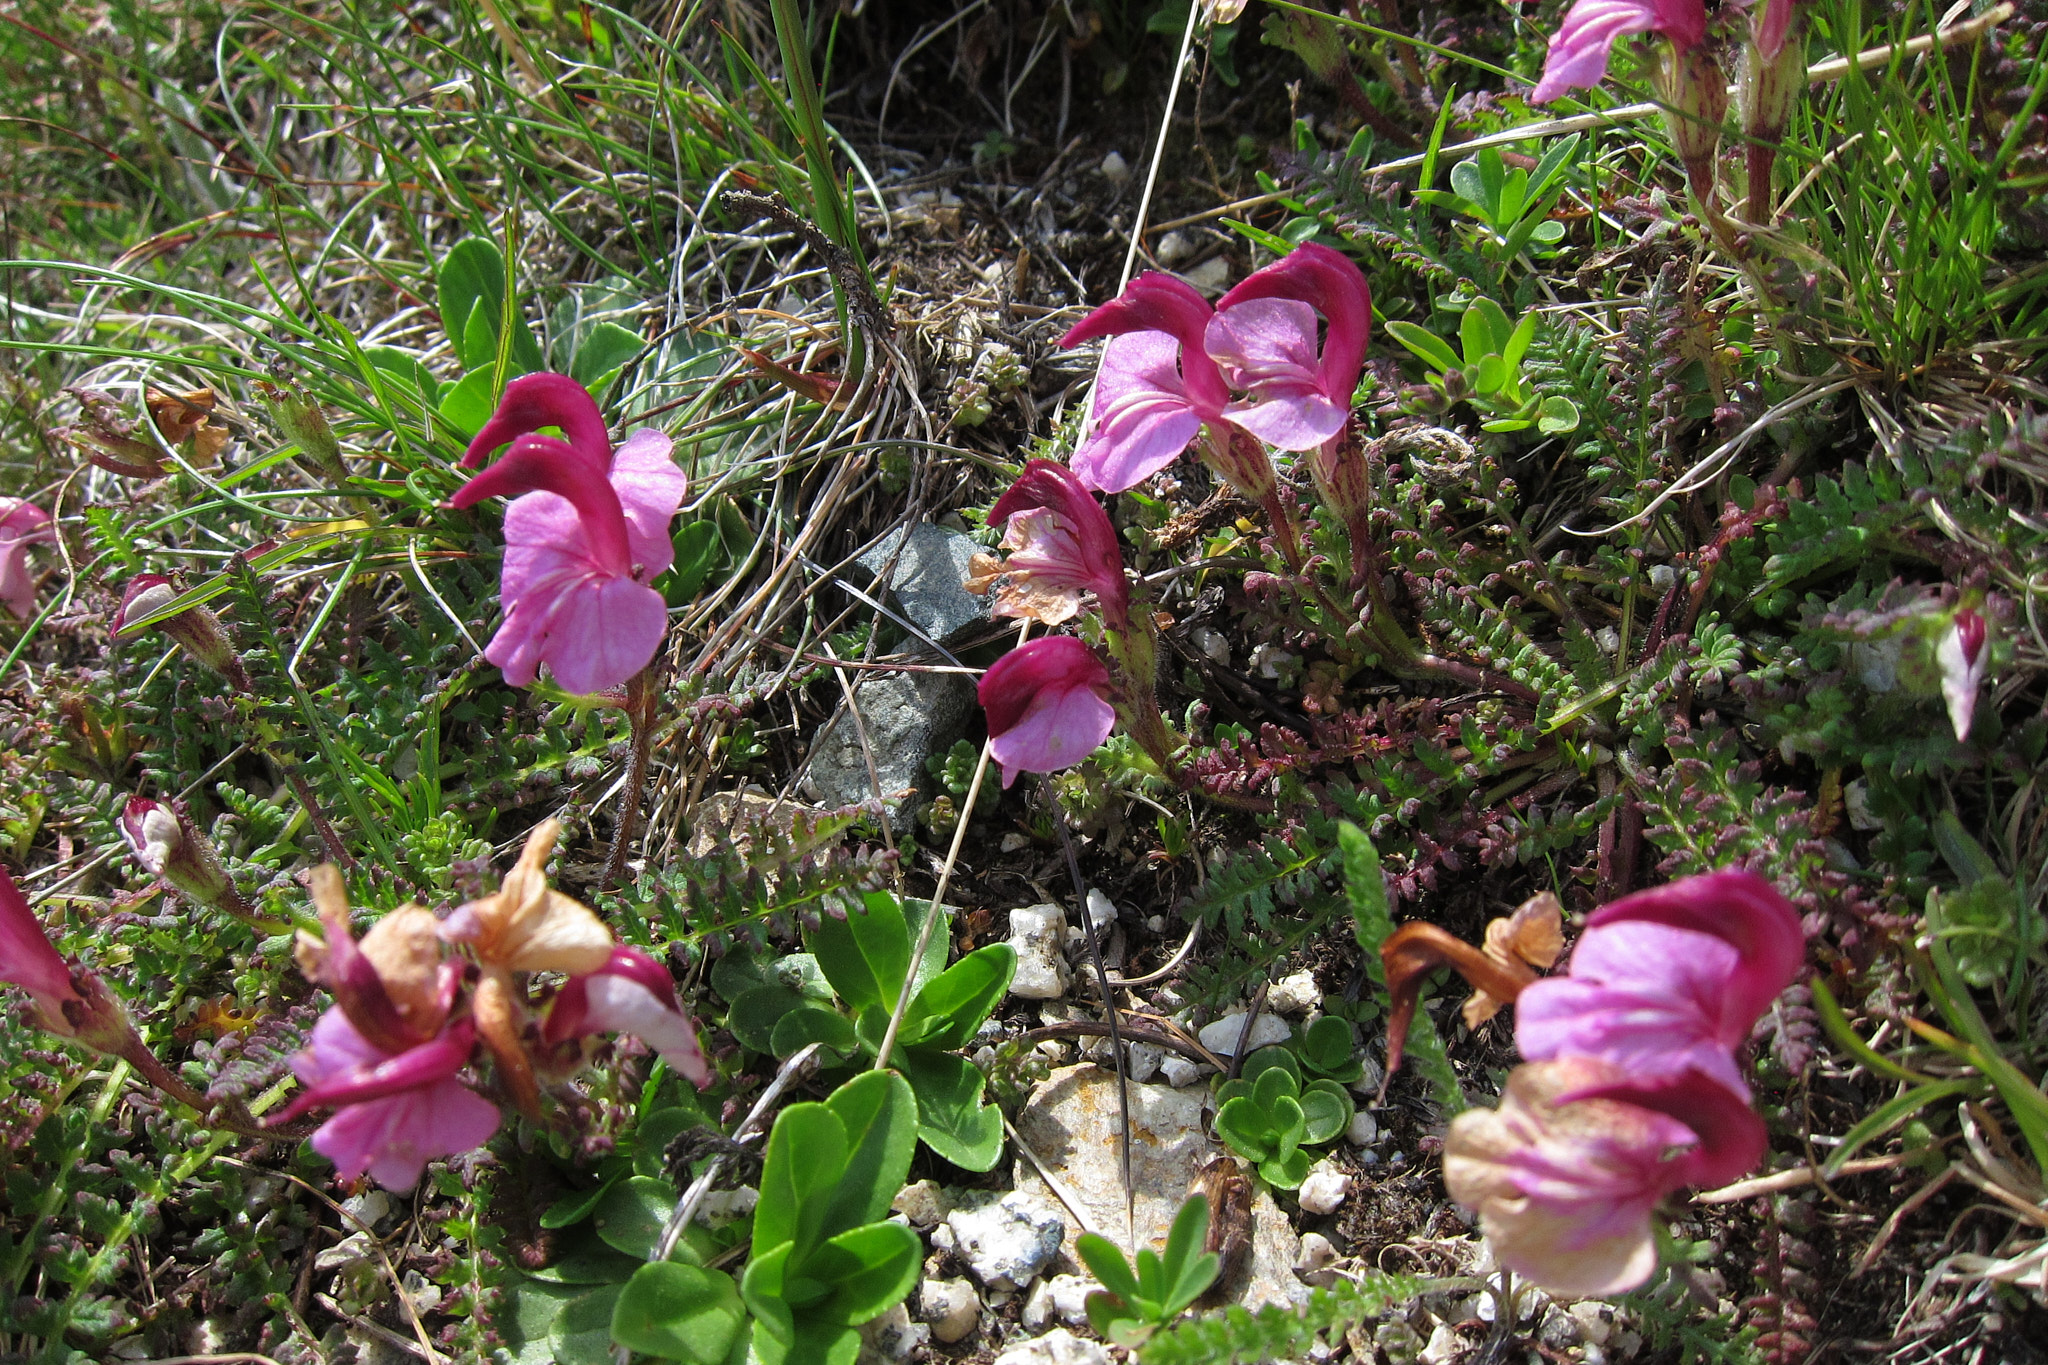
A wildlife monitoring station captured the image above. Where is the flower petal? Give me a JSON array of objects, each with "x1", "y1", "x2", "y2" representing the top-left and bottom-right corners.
[
  {"x1": 1581, "y1": 868, "x2": 1805, "y2": 1035},
  {"x1": 610, "y1": 428, "x2": 690, "y2": 576}
]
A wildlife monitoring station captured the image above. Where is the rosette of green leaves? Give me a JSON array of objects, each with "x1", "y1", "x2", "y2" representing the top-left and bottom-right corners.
[
  {"x1": 766, "y1": 892, "x2": 1017, "y2": 1170},
  {"x1": 1076, "y1": 1194, "x2": 1220, "y2": 1346},
  {"x1": 1214, "y1": 1048, "x2": 1354, "y2": 1188},
  {"x1": 1291, "y1": 1015, "x2": 1363, "y2": 1085},
  {"x1": 608, "y1": 1071, "x2": 921, "y2": 1365}
]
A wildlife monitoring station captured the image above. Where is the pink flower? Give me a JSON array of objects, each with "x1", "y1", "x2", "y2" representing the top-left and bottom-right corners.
[
  {"x1": 1529, "y1": 0, "x2": 1708, "y2": 104},
  {"x1": 978, "y1": 635, "x2": 1117, "y2": 787},
  {"x1": 453, "y1": 373, "x2": 688, "y2": 696},
  {"x1": 544, "y1": 946, "x2": 712, "y2": 1088},
  {"x1": 1060, "y1": 274, "x2": 1231, "y2": 493},
  {"x1": 279, "y1": 1010, "x2": 500, "y2": 1192},
  {"x1": 985, "y1": 460, "x2": 1130, "y2": 629},
  {"x1": 1445, "y1": 1057, "x2": 1765, "y2": 1296},
  {"x1": 0, "y1": 499, "x2": 54, "y2": 620},
  {"x1": 0, "y1": 863, "x2": 90, "y2": 1030},
  {"x1": 1515, "y1": 869, "x2": 1805, "y2": 1101},
  {"x1": 1211, "y1": 243, "x2": 1372, "y2": 451},
  {"x1": 1938, "y1": 608, "x2": 1990, "y2": 742},
  {"x1": 0, "y1": 864, "x2": 137, "y2": 1055}
]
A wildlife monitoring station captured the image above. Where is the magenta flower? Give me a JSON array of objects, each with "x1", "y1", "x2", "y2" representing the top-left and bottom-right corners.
[
  {"x1": 0, "y1": 499, "x2": 54, "y2": 621},
  {"x1": 1515, "y1": 869, "x2": 1804, "y2": 1101},
  {"x1": 453, "y1": 373, "x2": 688, "y2": 696},
  {"x1": 1060, "y1": 274, "x2": 1232, "y2": 493},
  {"x1": 1210, "y1": 243, "x2": 1372, "y2": 451},
  {"x1": 0, "y1": 864, "x2": 138, "y2": 1055},
  {"x1": 0, "y1": 863, "x2": 90, "y2": 1032},
  {"x1": 979, "y1": 635, "x2": 1117, "y2": 787},
  {"x1": 1529, "y1": 0, "x2": 1708, "y2": 104},
  {"x1": 1938, "y1": 607, "x2": 1990, "y2": 742},
  {"x1": 278, "y1": 1010, "x2": 500, "y2": 1192},
  {"x1": 544, "y1": 946, "x2": 713, "y2": 1088},
  {"x1": 1445, "y1": 1056, "x2": 1765, "y2": 1296},
  {"x1": 985, "y1": 459, "x2": 1130, "y2": 629}
]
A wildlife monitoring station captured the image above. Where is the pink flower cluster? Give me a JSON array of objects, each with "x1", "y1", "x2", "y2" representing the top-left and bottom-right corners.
[
  {"x1": 973, "y1": 461, "x2": 1125, "y2": 787},
  {"x1": 1060, "y1": 244, "x2": 1371, "y2": 494},
  {"x1": 1445, "y1": 870, "x2": 1805, "y2": 1295},
  {"x1": 276, "y1": 821, "x2": 709, "y2": 1192}
]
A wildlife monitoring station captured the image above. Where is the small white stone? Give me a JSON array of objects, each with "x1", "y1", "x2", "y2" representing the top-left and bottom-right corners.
[
  {"x1": 698, "y1": 1187, "x2": 758, "y2": 1224},
  {"x1": 1347, "y1": 1110, "x2": 1380, "y2": 1146},
  {"x1": 1146, "y1": 915, "x2": 1167, "y2": 933},
  {"x1": 1420, "y1": 1322, "x2": 1463, "y2": 1365},
  {"x1": 1191, "y1": 625, "x2": 1231, "y2": 665},
  {"x1": 1008, "y1": 903, "x2": 1072, "y2": 999},
  {"x1": 916, "y1": 1277, "x2": 981, "y2": 1344},
  {"x1": 1297, "y1": 1162, "x2": 1351, "y2": 1216},
  {"x1": 1584, "y1": 1347, "x2": 1608, "y2": 1365},
  {"x1": 1294, "y1": 1232, "x2": 1339, "y2": 1286},
  {"x1": 1082, "y1": 888, "x2": 1118, "y2": 932},
  {"x1": 1044, "y1": 1273, "x2": 1100, "y2": 1327},
  {"x1": 1099, "y1": 151, "x2": 1130, "y2": 182},
  {"x1": 1613, "y1": 1328, "x2": 1644, "y2": 1359},
  {"x1": 1002, "y1": 832, "x2": 1031, "y2": 853},
  {"x1": 341, "y1": 1189, "x2": 393, "y2": 1230},
  {"x1": 1266, "y1": 970, "x2": 1320, "y2": 1015},
  {"x1": 314, "y1": 1230, "x2": 373, "y2": 1272},
  {"x1": 1182, "y1": 257, "x2": 1233, "y2": 295},
  {"x1": 1648, "y1": 563, "x2": 1678, "y2": 591},
  {"x1": 1568, "y1": 1301, "x2": 1614, "y2": 1345},
  {"x1": 1160, "y1": 1054, "x2": 1209, "y2": 1087},
  {"x1": 994, "y1": 1327, "x2": 1114, "y2": 1365},
  {"x1": 1595, "y1": 625, "x2": 1622, "y2": 654},
  {"x1": 892, "y1": 1179, "x2": 953, "y2": 1227},
  {"x1": 930, "y1": 1222, "x2": 957, "y2": 1255},
  {"x1": 1198, "y1": 1011, "x2": 1291, "y2": 1057},
  {"x1": 1156, "y1": 230, "x2": 1194, "y2": 265},
  {"x1": 1125, "y1": 1042, "x2": 1163, "y2": 1083}
]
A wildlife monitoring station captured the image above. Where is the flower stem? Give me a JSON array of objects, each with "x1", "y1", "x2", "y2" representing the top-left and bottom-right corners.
[{"x1": 602, "y1": 662, "x2": 663, "y2": 890}]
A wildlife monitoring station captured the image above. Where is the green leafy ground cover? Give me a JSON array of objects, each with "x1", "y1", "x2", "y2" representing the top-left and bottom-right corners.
[{"x1": 3, "y1": 0, "x2": 2048, "y2": 1360}]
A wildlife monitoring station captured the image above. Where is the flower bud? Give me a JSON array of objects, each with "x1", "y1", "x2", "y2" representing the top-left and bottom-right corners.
[
  {"x1": 256, "y1": 378, "x2": 348, "y2": 486},
  {"x1": 60, "y1": 388, "x2": 168, "y2": 479},
  {"x1": 1655, "y1": 43, "x2": 1730, "y2": 210},
  {"x1": 114, "y1": 574, "x2": 253, "y2": 692},
  {"x1": 1737, "y1": 2, "x2": 1806, "y2": 221},
  {"x1": 120, "y1": 795, "x2": 239, "y2": 911}
]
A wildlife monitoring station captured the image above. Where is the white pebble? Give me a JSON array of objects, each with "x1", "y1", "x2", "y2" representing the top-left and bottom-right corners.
[
  {"x1": 1099, "y1": 151, "x2": 1130, "y2": 182},
  {"x1": 1297, "y1": 1161, "x2": 1351, "y2": 1216},
  {"x1": 1266, "y1": 970, "x2": 1320, "y2": 1015},
  {"x1": 1197, "y1": 1011, "x2": 1291, "y2": 1057}
]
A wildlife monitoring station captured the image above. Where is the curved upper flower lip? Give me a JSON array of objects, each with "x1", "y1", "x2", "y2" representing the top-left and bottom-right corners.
[
  {"x1": 451, "y1": 433, "x2": 634, "y2": 579},
  {"x1": 1581, "y1": 868, "x2": 1805, "y2": 1029},
  {"x1": 1563, "y1": 1064, "x2": 1767, "y2": 1190},
  {"x1": 276, "y1": 1016, "x2": 479, "y2": 1121},
  {"x1": 463, "y1": 372, "x2": 611, "y2": 473},
  {"x1": 989, "y1": 460, "x2": 1128, "y2": 623},
  {"x1": 1059, "y1": 273, "x2": 1231, "y2": 413},
  {"x1": 1215, "y1": 242, "x2": 1372, "y2": 406},
  {"x1": 0, "y1": 863, "x2": 80, "y2": 1012}
]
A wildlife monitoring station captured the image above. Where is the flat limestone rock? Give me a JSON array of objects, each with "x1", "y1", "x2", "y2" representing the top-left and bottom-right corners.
[{"x1": 1010, "y1": 1062, "x2": 1307, "y2": 1311}]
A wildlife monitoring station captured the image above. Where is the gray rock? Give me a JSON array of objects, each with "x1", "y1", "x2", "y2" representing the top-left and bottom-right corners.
[
  {"x1": 1539, "y1": 1305, "x2": 1584, "y2": 1349},
  {"x1": 916, "y1": 1277, "x2": 982, "y2": 1344},
  {"x1": 1012, "y1": 1063, "x2": 1308, "y2": 1311},
  {"x1": 1198, "y1": 1011, "x2": 1291, "y2": 1058},
  {"x1": 947, "y1": 1192, "x2": 1066, "y2": 1290},
  {"x1": 1159, "y1": 1054, "x2": 1208, "y2": 1087},
  {"x1": 1008, "y1": 904, "x2": 1071, "y2": 999},
  {"x1": 800, "y1": 668, "x2": 974, "y2": 830},
  {"x1": 1347, "y1": 1110, "x2": 1380, "y2": 1146},
  {"x1": 857, "y1": 522, "x2": 992, "y2": 646},
  {"x1": 1124, "y1": 1042, "x2": 1163, "y2": 1084},
  {"x1": 857, "y1": 1302, "x2": 926, "y2": 1363},
  {"x1": 993, "y1": 1328, "x2": 1113, "y2": 1365}
]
